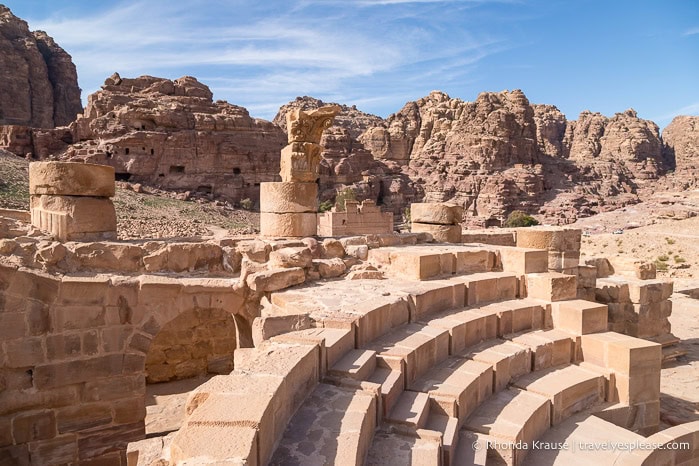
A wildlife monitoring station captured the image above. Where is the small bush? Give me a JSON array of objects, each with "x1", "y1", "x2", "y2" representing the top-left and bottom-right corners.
[
  {"x1": 239, "y1": 198, "x2": 253, "y2": 210},
  {"x1": 657, "y1": 255, "x2": 669, "y2": 262},
  {"x1": 674, "y1": 255, "x2": 686, "y2": 264},
  {"x1": 318, "y1": 200, "x2": 334, "y2": 213},
  {"x1": 403, "y1": 207, "x2": 411, "y2": 224},
  {"x1": 666, "y1": 238, "x2": 676, "y2": 245},
  {"x1": 655, "y1": 260, "x2": 669, "y2": 272},
  {"x1": 503, "y1": 210, "x2": 539, "y2": 228},
  {"x1": 334, "y1": 188, "x2": 356, "y2": 212}
]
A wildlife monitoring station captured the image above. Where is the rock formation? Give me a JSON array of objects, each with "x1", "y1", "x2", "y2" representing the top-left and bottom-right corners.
[
  {"x1": 0, "y1": 5, "x2": 82, "y2": 128},
  {"x1": 61, "y1": 74, "x2": 287, "y2": 205},
  {"x1": 663, "y1": 116, "x2": 699, "y2": 172}
]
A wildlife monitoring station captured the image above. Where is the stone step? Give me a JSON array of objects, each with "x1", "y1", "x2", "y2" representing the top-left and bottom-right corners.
[
  {"x1": 525, "y1": 272, "x2": 577, "y2": 302},
  {"x1": 367, "y1": 244, "x2": 496, "y2": 281},
  {"x1": 550, "y1": 299, "x2": 608, "y2": 335},
  {"x1": 510, "y1": 329, "x2": 574, "y2": 372},
  {"x1": 463, "y1": 339, "x2": 532, "y2": 393},
  {"x1": 513, "y1": 364, "x2": 607, "y2": 425},
  {"x1": 522, "y1": 411, "x2": 645, "y2": 466},
  {"x1": 424, "y1": 413, "x2": 459, "y2": 466},
  {"x1": 368, "y1": 367, "x2": 404, "y2": 417},
  {"x1": 385, "y1": 390, "x2": 431, "y2": 428},
  {"x1": 272, "y1": 326, "x2": 355, "y2": 375},
  {"x1": 269, "y1": 383, "x2": 377, "y2": 466},
  {"x1": 470, "y1": 298, "x2": 547, "y2": 337},
  {"x1": 452, "y1": 431, "x2": 489, "y2": 466},
  {"x1": 366, "y1": 431, "x2": 442, "y2": 466},
  {"x1": 409, "y1": 357, "x2": 493, "y2": 423},
  {"x1": 369, "y1": 322, "x2": 450, "y2": 387},
  {"x1": 459, "y1": 271, "x2": 519, "y2": 306},
  {"x1": 328, "y1": 348, "x2": 377, "y2": 381},
  {"x1": 419, "y1": 305, "x2": 498, "y2": 355},
  {"x1": 464, "y1": 388, "x2": 551, "y2": 466}
]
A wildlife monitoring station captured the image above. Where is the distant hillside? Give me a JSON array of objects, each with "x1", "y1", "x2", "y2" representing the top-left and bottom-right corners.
[{"x1": 0, "y1": 150, "x2": 29, "y2": 210}]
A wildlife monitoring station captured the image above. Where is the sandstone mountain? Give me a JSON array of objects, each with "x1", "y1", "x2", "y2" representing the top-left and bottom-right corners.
[
  {"x1": 0, "y1": 5, "x2": 82, "y2": 128},
  {"x1": 2, "y1": 68, "x2": 697, "y2": 226}
]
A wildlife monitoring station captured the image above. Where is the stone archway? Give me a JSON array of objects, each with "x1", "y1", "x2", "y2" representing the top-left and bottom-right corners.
[{"x1": 145, "y1": 308, "x2": 238, "y2": 384}]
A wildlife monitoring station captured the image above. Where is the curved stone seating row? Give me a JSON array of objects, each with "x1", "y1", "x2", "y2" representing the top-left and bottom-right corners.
[
  {"x1": 524, "y1": 414, "x2": 699, "y2": 466},
  {"x1": 157, "y1": 243, "x2": 660, "y2": 466}
]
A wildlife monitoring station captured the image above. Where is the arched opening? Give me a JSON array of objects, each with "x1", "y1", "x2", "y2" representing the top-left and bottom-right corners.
[
  {"x1": 145, "y1": 308, "x2": 237, "y2": 383},
  {"x1": 143, "y1": 308, "x2": 238, "y2": 436}
]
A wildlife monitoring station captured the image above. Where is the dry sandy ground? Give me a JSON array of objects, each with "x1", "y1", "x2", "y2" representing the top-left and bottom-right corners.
[{"x1": 576, "y1": 190, "x2": 699, "y2": 280}]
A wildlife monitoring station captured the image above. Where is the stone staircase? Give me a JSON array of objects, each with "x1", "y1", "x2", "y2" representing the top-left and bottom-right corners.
[{"x1": 144, "y1": 243, "x2": 686, "y2": 466}]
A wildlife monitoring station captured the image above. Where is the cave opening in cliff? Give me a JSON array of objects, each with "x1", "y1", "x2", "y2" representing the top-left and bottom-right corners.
[
  {"x1": 115, "y1": 173, "x2": 132, "y2": 181},
  {"x1": 169, "y1": 165, "x2": 185, "y2": 174},
  {"x1": 233, "y1": 167, "x2": 241, "y2": 175}
]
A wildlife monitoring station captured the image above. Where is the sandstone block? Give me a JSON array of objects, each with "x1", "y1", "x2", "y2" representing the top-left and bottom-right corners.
[
  {"x1": 268, "y1": 247, "x2": 313, "y2": 269},
  {"x1": 410, "y1": 203, "x2": 463, "y2": 225},
  {"x1": 246, "y1": 267, "x2": 306, "y2": 292},
  {"x1": 388, "y1": 250, "x2": 442, "y2": 280},
  {"x1": 313, "y1": 258, "x2": 346, "y2": 278},
  {"x1": 29, "y1": 162, "x2": 115, "y2": 197},
  {"x1": 260, "y1": 212, "x2": 317, "y2": 237},
  {"x1": 30, "y1": 195, "x2": 117, "y2": 241},
  {"x1": 551, "y1": 300, "x2": 608, "y2": 335},
  {"x1": 627, "y1": 279, "x2": 673, "y2": 304},
  {"x1": 516, "y1": 226, "x2": 582, "y2": 252},
  {"x1": 498, "y1": 247, "x2": 548, "y2": 274},
  {"x1": 321, "y1": 239, "x2": 345, "y2": 258},
  {"x1": 525, "y1": 272, "x2": 577, "y2": 301},
  {"x1": 411, "y1": 223, "x2": 461, "y2": 243},
  {"x1": 259, "y1": 182, "x2": 317, "y2": 213}
]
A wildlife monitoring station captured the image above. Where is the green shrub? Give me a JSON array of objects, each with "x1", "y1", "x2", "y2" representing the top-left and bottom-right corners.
[
  {"x1": 503, "y1": 210, "x2": 539, "y2": 228},
  {"x1": 334, "y1": 188, "x2": 356, "y2": 212},
  {"x1": 403, "y1": 207, "x2": 411, "y2": 224},
  {"x1": 239, "y1": 198, "x2": 253, "y2": 210},
  {"x1": 655, "y1": 260, "x2": 669, "y2": 272},
  {"x1": 674, "y1": 255, "x2": 686, "y2": 264},
  {"x1": 318, "y1": 200, "x2": 334, "y2": 212},
  {"x1": 666, "y1": 237, "x2": 676, "y2": 245},
  {"x1": 657, "y1": 255, "x2": 669, "y2": 262}
]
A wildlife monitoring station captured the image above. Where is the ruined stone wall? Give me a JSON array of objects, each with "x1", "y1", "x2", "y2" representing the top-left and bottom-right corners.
[
  {"x1": 145, "y1": 308, "x2": 237, "y2": 383},
  {"x1": 0, "y1": 266, "x2": 245, "y2": 465}
]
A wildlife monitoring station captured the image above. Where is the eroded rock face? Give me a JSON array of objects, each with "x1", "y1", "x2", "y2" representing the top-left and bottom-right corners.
[
  {"x1": 663, "y1": 116, "x2": 699, "y2": 171},
  {"x1": 61, "y1": 74, "x2": 287, "y2": 204},
  {"x1": 0, "y1": 6, "x2": 82, "y2": 128},
  {"x1": 355, "y1": 90, "x2": 671, "y2": 225}
]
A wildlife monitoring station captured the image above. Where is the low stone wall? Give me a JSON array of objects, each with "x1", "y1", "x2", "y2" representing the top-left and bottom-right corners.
[
  {"x1": 0, "y1": 265, "x2": 246, "y2": 465},
  {"x1": 145, "y1": 308, "x2": 237, "y2": 383}
]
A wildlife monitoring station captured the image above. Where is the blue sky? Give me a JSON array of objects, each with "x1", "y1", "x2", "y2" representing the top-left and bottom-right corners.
[{"x1": 5, "y1": 0, "x2": 698, "y2": 128}]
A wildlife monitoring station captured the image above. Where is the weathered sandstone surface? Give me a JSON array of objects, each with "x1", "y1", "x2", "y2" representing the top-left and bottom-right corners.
[{"x1": 0, "y1": 6, "x2": 82, "y2": 128}]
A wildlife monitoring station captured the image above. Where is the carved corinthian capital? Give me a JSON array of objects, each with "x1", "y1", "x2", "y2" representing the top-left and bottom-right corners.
[
  {"x1": 280, "y1": 104, "x2": 341, "y2": 182},
  {"x1": 286, "y1": 104, "x2": 341, "y2": 144}
]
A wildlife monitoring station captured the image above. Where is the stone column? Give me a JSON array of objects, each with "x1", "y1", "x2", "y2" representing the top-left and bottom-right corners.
[
  {"x1": 29, "y1": 161, "x2": 117, "y2": 241},
  {"x1": 260, "y1": 105, "x2": 340, "y2": 237}
]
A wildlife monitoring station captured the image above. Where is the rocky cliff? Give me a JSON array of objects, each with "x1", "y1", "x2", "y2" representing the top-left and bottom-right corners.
[
  {"x1": 355, "y1": 90, "x2": 670, "y2": 224},
  {"x1": 0, "y1": 5, "x2": 82, "y2": 128},
  {"x1": 60, "y1": 73, "x2": 287, "y2": 205}
]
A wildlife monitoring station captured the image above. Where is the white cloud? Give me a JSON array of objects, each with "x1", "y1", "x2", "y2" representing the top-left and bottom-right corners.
[
  {"x1": 27, "y1": 0, "x2": 509, "y2": 119},
  {"x1": 683, "y1": 27, "x2": 699, "y2": 36}
]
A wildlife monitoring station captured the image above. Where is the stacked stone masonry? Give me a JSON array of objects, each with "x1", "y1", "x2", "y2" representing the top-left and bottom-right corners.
[
  {"x1": 1, "y1": 212, "x2": 695, "y2": 466},
  {"x1": 317, "y1": 200, "x2": 394, "y2": 237},
  {"x1": 29, "y1": 162, "x2": 117, "y2": 242},
  {"x1": 411, "y1": 203, "x2": 464, "y2": 243}
]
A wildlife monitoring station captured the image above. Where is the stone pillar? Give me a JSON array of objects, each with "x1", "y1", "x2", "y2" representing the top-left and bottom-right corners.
[
  {"x1": 29, "y1": 161, "x2": 117, "y2": 241},
  {"x1": 260, "y1": 105, "x2": 340, "y2": 237},
  {"x1": 410, "y1": 202, "x2": 463, "y2": 243}
]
